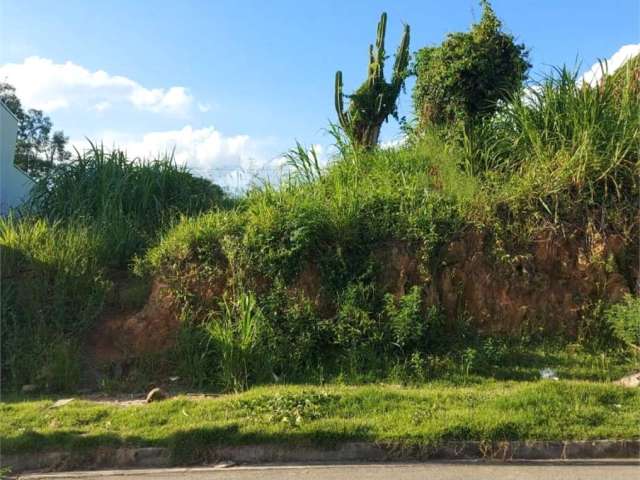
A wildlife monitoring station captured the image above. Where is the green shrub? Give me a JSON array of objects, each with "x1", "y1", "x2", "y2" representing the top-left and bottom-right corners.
[
  {"x1": 606, "y1": 296, "x2": 640, "y2": 348},
  {"x1": 333, "y1": 282, "x2": 382, "y2": 365},
  {"x1": 413, "y1": 0, "x2": 529, "y2": 129},
  {"x1": 260, "y1": 281, "x2": 330, "y2": 378},
  {"x1": 384, "y1": 286, "x2": 424, "y2": 352}
]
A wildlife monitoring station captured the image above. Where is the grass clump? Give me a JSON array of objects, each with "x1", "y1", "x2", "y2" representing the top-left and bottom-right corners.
[
  {"x1": 205, "y1": 293, "x2": 265, "y2": 392},
  {"x1": 29, "y1": 142, "x2": 229, "y2": 267},
  {"x1": 462, "y1": 61, "x2": 639, "y2": 226}
]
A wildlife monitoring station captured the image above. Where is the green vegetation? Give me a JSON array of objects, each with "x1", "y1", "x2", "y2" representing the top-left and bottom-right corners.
[
  {"x1": 1, "y1": 145, "x2": 228, "y2": 392},
  {"x1": 2, "y1": 382, "x2": 639, "y2": 459},
  {"x1": 606, "y1": 296, "x2": 640, "y2": 350},
  {"x1": 335, "y1": 12, "x2": 410, "y2": 149},
  {"x1": 0, "y1": 82, "x2": 70, "y2": 179},
  {"x1": 462, "y1": 64, "x2": 640, "y2": 213},
  {"x1": 140, "y1": 52, "x2": 638, "y2": 389},
  {"x1": 1, "y1": 7, "x2": 638, "y2": 465},
  {"x1": 0, "y1": 217, "x2": 109, "y2": 391},
  {"x1": 29, "y1": 142, "x2": 228, "y2": 266},
  {"x1": 205, "y1": 293, "x2": 265, "y2": 392},
  {"x1": 142, "y1": 137, "x2": 475, "y2": 386},
  {"x1": 413, "y1": 0, "x2": 530, "y2": 130}
]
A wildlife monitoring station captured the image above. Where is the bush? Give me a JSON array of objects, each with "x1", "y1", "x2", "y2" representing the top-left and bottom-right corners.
[
  {"x1": 384, "y1": 286, "x2": 424, "y2": 352},
  {"x1": 333, "y1": 282, "x2": 382, "y2": 368},
  {"x1": 606, "y1": 296, "x2": 640, "y2": 349},
  {"x1": 413, "y1": 0, "x2": 529, "y2": 129},
  {"x1": 260, "y1": 281, "x2": 330, "y2": 378}
]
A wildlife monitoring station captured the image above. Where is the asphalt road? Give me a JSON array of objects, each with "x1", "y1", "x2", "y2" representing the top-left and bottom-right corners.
[{"x1": 17, "y1": 462, "x2": 640, "y2": 480}]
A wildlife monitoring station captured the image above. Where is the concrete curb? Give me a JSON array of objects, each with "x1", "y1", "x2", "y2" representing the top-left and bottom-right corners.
[{"x1": 3, "y1": 440, "x2": 639, "y2": 474}]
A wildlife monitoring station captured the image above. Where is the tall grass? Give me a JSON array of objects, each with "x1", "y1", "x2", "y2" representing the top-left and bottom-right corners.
[
  {"x1": 205, "y1": 293, "x2": 264, "y2": 391},
  {"x1": 0, "y1": 216, "x2": 109, "y2": 391},
  {"x1": 283, "y1": 141, "x2": 323, "y2": 184},
  {"x1": 462, "y1": 59, "x2": 639, "y2": 222},
  {"x1": 28, "y1": 142, "x2": 228, "y2": 266},
  {"x1": 1, "y1": 144, "x2": 229, "y2": 391}
]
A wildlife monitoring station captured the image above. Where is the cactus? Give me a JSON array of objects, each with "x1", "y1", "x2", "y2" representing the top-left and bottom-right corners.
[{"x1": 335, "y1": 12, "x2": 410, "y2": 150}]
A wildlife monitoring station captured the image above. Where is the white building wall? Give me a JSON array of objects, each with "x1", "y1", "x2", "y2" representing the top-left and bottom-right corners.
[{"x1": 0, "y1": 102, "x2": 34, "y2": 215}]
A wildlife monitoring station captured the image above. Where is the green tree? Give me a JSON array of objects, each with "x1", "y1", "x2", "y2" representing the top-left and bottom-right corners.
[
  {"x1": 0, "y1": 82, "x2": 70, "y2": 178},
  {"x1": 49, "y1": 131, "x2": 72, "y2": 163},
  {"x1": 413, "y1": 0, "x2": 530, "y2": 130},
  {"x1": 335, "y1": 12, "x2": 410, "y2": 150}
]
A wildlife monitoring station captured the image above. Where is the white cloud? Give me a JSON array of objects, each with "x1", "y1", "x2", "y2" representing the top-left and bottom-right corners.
[
  {"x1": 71, "y1": 125, "x2": 284, "y2": 189},
  {"x1": 580, "y1": 44, "x2": 640, "y2": 86},
  {"x1": 197, "y1": 102, "x2": 212, "y2": 113},
  {"x1": 92, "y1": 101, "x2": 111, "y2": 112},
  {"x1": 0, "y1": 56, "x2": 194, "y2": 114}
]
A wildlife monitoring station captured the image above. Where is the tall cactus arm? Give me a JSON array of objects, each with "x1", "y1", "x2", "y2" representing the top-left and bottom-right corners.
[
  {"x1": 391, "y1": 24, "x2": 411, "y2": 92},
  {"x1": 332, "y1": 12, "x2": 409, "y2": 150},
  {"x1": 376, "y1": 12, "x2": 387, "y2": 65},
  {"x1": 368, "y1": 44, "x2": 376, "y2": 86},
  {"x1": 334, "y1": 70, "x2": 349, "y2": 130},
  {"x1": 369, "y1": 12, "x2": 388, "y2": 85}
]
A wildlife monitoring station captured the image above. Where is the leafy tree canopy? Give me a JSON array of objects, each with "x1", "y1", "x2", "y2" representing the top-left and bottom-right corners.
[
  {"x1": 412, "y1": 0, "x2": 530, "y2": 130},
  {"x1": 0, "y1": 82, "x2": 70, "y2": 179}
]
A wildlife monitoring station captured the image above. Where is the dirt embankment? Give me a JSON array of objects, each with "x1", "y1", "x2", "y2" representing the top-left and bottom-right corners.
[
  {"x1": 434, "y1": 229, "x2": 633, "y2": 335},
  {"x1": 87, "y1": 226, "x2": 636, "y2": 363},
  {"x1": 88, "y1": 279, "x2": 178, "y2": 365},
  {"x1": 366, "y1": 227, "x2": 635, "y2": 335}
]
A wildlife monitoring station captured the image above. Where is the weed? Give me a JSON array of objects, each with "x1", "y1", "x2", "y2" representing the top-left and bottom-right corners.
[
  {"x1": 283, "y1": 141, "x2": 323, "y2": 184},
  {"x1": 236, "y1": 390, "x2": 339, "y2": 426},
  {"x1": 605, "y1": 295, "x2": 640, "y2": 349},
  {"x1": 205, "y1": 293, "x2": 264, "y2": 392}
]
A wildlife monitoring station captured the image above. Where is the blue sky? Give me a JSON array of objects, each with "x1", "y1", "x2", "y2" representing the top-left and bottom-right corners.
[{"x1": 1, "y1": 0, "x2": 638, "y2": 186}]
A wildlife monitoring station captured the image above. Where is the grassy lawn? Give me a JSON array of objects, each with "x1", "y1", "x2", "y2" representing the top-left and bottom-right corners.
[{"x1": 2, "y1": 380, "x2": 639, "y2": 462}]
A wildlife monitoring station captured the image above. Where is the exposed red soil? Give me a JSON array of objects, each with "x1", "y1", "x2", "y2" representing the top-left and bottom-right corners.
[
  {"x1": 89, "y1": 279, "x2": 178, "y2": 364},
  {"x1": 87, "y1": 226, "x2": 636, "y2": 364}
]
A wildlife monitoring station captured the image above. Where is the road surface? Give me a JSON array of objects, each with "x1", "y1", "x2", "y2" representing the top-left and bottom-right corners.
[{"x1": 17, "y1": 462, "x2": 640, "y2": 480}]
